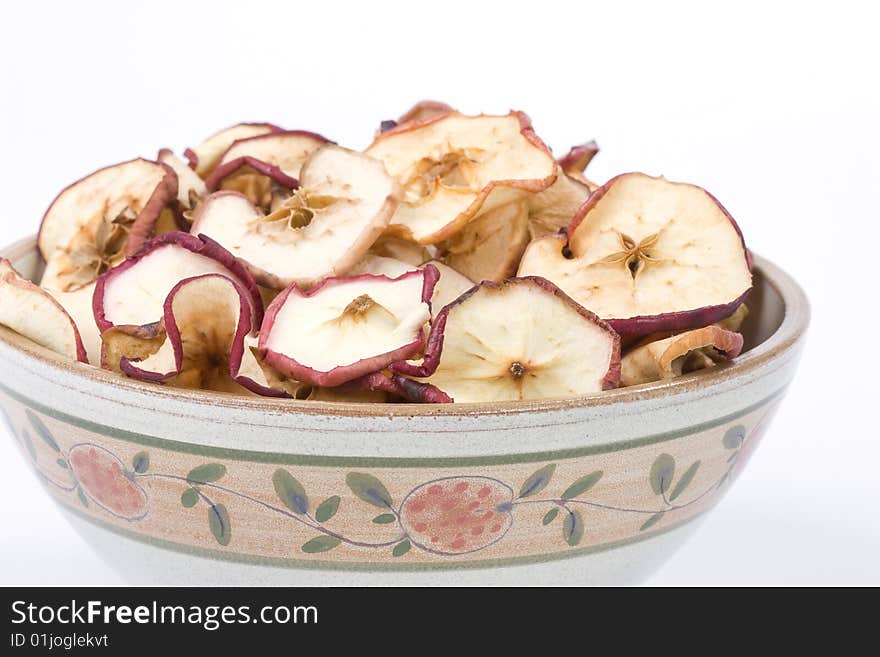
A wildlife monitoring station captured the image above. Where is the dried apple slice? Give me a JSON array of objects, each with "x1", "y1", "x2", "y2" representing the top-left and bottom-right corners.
[
  {"x1": 51, "y1": 284, "x2": 101, "y2": 364},
  {"x1": 191, "y1": 146, "x2": 399, "y2": 288},
  {"x1": 378, "y1": 100, "x2": 455, "y2": 133},
  {"x1": 204, "y1": 130, "x2": 331, "y2": 210},
  {"x1": 94, "y1": 232, "x2": 262, "y2": 332},
  {"x1": 409, "y1": 277, "x2": 620, "y2": 402},
  {"x1": 365, "y1": 111, "x2": 557, "y2": 244},
  {"x1": 518, "y1": 173, "x2": 752, "y2": 340},
  {"x1": 350, "y1": 255, "x2": 473, "y2": 310},
  {"x1": 558, "y1": 140, "x2": 600, "y2": 189},
  {"x1": 439, "y1": 201, "x2": 530, "y2": 283},
  {"x1": 109, "y1": 274, "x2": 266, "y2": 394},
  {"x1": 369, "y1": 235, "x2": 432, "y2": 266},
  {"x1": 157, "y1": 149, "x2": 207, "y2": 229},
  {"x1": 259, "y1": 267, "x2": 437, "y2": 387},
  {"x1": 0, "y1": 259, "x2": 87, "y2": 362},
  {"x1": 184, "y1": 122, "x2": 282, "y2": 178},
  {"x1": 526, "y1": 169, "x2": 592, "y2": 239},
  {"x1": 38, "y1": 159, "x2": 178, "y2": 292},
  {"x1": 620, "y1": 326, "x2": 744, "y2": 386}
]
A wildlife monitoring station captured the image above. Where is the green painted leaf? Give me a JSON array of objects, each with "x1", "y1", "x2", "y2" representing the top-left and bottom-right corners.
[
  {"x1": 56, "y1": 458, "x2": 68, "y2": 469},
  {"x1": 562, "y1": 510, "x2": 584, "y2": 546},
  {"x1": 669, "y1": 461, "x2": 701, "y2": 502},
  {"x1": 561, "y1": 471, "x2": 603, "y2": 499},
  {"x1": 272, "y1": 469, "x2": 309, "y2": 514},
  {"x1": 723, "y1": 425, "x2": 746, "y2": 449},
  {"x1": 315, "y1": 496, "x2": 340, "y2": 523},
  {"x1": 76, "y1": 486, "x2": 89, "y2": 508},
  {"x1": 542, "y1": 508, "x2": 559, "y2": 525},
  {"x1": 19, "y1": 429, "x2": 37, "y2": 462},
  {"x1": 132, "y1": 451, "x2": 150, "y2": 474},
  {"x1": 208, "y1": 504, "x2": 231, "y2": 546},
  {"x1": 26, "y1": 410, "x2": 59, "y2": 452},
  {"x1": 519, "y1": 464, "x2": 556, "y2": 498},
  {"x1": 392, "y1": 540, "x2": 411, "y2": 557},
  {"x1": 346, "y1": 472, "x2": 393, "y2": 508},
  {"x1": 186, "y1": 463, "x2": 226, "y2": 484},
  {"x1": 302, "y1": 536, "x2": 341, "y2": 553},
  {"x1": 181, "y1": 488, "x2": 199, "y2": 508},
  {"x1": 372, "y1": 513, "x2": 396, "y2": 524},
  {"x1": 640, "y1": 512, "x2": 665, "y2": 531},
  {"x1": 650, "y1": 454, "x2": 676, "y2": 496}
]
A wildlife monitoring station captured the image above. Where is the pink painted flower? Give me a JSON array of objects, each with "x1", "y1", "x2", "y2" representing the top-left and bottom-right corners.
[
  {"x1": 399, "y1": 476, "x2": 513, "y2": 555},
  {"x1": 69, "y1": 444, "x2": 148, "y2": 520}
]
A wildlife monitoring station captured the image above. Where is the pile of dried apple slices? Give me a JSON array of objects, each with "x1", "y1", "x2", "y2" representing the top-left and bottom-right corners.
[{"x1": 0, "y1": 103, "x2": 753, "y2": 404}]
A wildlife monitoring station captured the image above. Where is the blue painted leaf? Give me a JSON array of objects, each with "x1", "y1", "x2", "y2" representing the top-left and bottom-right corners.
[
  {"x1": 650, "y1": 454, "x2": 675, "y2": 496},
  {"x1": 346, "y1": 473, "x2": 393, "y2": 508},
  {"x1": 315, "y1": 496, "x2": 340, "y2": 523},
  {"x1": 723, "y1": 425, "x2": 746, "y2": 449},
  {"x1": 26, "y1": 410, "x2": 59, "y2": 452},
  {"x1": 302, "y1": 536, "x2": 341, "y2": 553},
  {"x1": 19, "y1": 429, "x2": 37, "y2": 462},
  {"x1": 519, "y1": 464, "x2": 556, "y2": 498},
  {"x1": 392, "y1": 540, "x2": 411, "y2": 557},
  {"x1": 181, "y1": 488, "x2": 199, "y2": 508},
  {"x1": 563, "y1": 510, "x2": 584, "y2": 546},
  {"x1": 208, "y1": 504, "x2": 231, "y2": 546},
  {"x1": 56, "y1": 458, "x2": 68, "y2": 469},
  {"x1": 669, "y1": 461, "x2": 701, "y2": 502},
  {"x1": 186, "y1": 463, "x2": 226, "y2": 484},
  {"x1": 132, "y1": 452, "x2": 150, "y2": 474},
  {"x1": 272, "y1": 469, "x2": 309, "y2": 514},
  {"x1": 76, "y1": 486, "x2": 89, "y2": 508},
  {"x1": 561, "y1": 471, "x2": 603, "y2": 499},
  {"x1": 543, "y1": 508, "x2": 559, "y2": 525},
  {"x1": 373, "y1": 513, "x2": 397, "y2": 524},
  {"x1": 640, "y1": 512, "x2": 665, "y2": 531}
]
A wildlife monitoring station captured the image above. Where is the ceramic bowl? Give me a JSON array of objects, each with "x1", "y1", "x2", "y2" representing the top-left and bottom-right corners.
[{"x1": 0, "y1": 236, "x2": 808, "y2": 585}]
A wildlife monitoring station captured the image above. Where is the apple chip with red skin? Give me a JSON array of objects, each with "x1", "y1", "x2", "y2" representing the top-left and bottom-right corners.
[
  {"x1": 557, "y1": 140, "x2": 600, "y2": 189},
  {"x1": 378, "y1": 100, "x2": 455, "y2": 134},
  {"x1": 258, "y1": 267, "x2": 438, "y2": 388},
  {"x1": 403, "y1": 277, "x2": 620, "y2": 403},
  {"x1": 0, "y1": 259, "x2": 88, "y2": 363},
  {"x1": 93, "y1": 231, "x2": 263, "y2": 334},
  {"x1": 204, "y1": 130, "x2": 331, "y2": 211},
  {"x1": 103, "y1": 273, "x2": 277, "y2": 395},
  {"x1": 184, "y1": 122, "x2": 282, "y2": 179},
  {"x1": 518, "y1": 173, "x2": 752, "y2": 340},
  {"x1": 191, "y1": 145, "x2": 399, "y2": 289},
  {"x1": 156, "y1": 149, "x2": 208, "y2": 231},
  {"x1": 620, "y1": 325, "x2": 744, "y2": 386},
  {"x1": 349, "y1": 255, "x2": 473, "y2": 310},
  {"x1": 38, "y1": 159, "x2": 178, "y2": 293},
  {"x1": 365, "y1": 111, "x2": 557, "y2": 244}
]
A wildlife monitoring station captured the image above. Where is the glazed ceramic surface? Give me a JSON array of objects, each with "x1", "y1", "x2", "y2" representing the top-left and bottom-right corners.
[{"x1": 0, "y1": 237, "x2": 808, "y2": 585}]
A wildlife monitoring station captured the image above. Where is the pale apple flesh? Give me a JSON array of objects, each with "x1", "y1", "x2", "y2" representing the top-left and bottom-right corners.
[
  {"x1": 518, "y1": 173, "x2": 752, "y2": 339},
  {"x1": 365, "y1": 111, "x2": 557, "y2": 244},
  {"x1": 620, "y1": 325, "x2": 744, "y2": 386},
  {"x1": 439, "y1": 201, "x2": 530, "y2": 283},
  {"x1": 526, "y1": 168, "x2": 591, "y2": 239},
  {"x1": 259, "y1": 268, "x2": 437, "y2": 387},
  {"x1": 93, "y1": 231, "x2": 263, "y2": 332},
  {"x1": 157, "y1": 149, "x2": 207, "y2": 230},
  {"x1": 51, "y1": 283, "x2": 101, "y2": 364},
  {"x1": 0, "y1": 259, "x2": 88, "y2": 363},
  {"x1": 38, "y1": 159, "x2": 178, "y2": 292},
  {"x1": 378, "y1": 100, "x2": 455, "y2": 134},
  {"x1": 184, "y1": 122, "x2": 282, "y2": 179},
  {"x1": 192, "y1": 146, "x2": 399, "y2": 288},
  {"x1": 407, "y1": 277, "x2": 621, "y2": 402},
  {"x1": 368, "y1": 235, "x2": 432, "y2": 266}
]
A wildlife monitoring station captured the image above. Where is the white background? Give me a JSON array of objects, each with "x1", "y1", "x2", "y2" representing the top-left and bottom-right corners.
[{"x1": 1, "y1": 1, "x2": 878, "y2": 585}]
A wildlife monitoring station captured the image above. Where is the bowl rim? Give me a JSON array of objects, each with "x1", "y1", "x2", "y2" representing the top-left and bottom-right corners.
[{"x1": 0, "y1": 236, "x2": 810, "y2": 418}]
